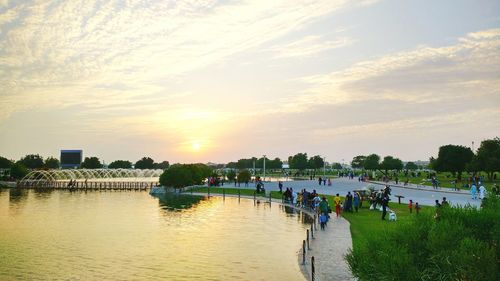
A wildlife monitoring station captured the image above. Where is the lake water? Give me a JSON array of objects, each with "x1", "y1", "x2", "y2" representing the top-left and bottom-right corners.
[{"x1": 0, "y1": 189, "x2": 310, "y2": 280}]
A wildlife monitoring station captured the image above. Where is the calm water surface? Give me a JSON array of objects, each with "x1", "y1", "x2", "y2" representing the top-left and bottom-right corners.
[{"x1": 0, "y1": 189, "x2": 309, "y2": 280}]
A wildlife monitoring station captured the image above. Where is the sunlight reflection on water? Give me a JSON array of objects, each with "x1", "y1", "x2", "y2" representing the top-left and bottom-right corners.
[{"x1": 0, "y1": 189, "x2": 309, "y2": 280}]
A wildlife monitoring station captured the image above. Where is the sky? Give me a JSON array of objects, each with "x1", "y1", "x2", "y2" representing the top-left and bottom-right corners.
[{"x1": 0, "y1": 0, "x2": 499, "y2": 165}]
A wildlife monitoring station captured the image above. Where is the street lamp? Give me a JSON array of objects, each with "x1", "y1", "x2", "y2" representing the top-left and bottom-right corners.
[
  {"x1": 263, "y1": 155, "x2": 266, "y2": 181},
  {"x1": 323, "y1": 157, "x2": 326, "y2": 178}
]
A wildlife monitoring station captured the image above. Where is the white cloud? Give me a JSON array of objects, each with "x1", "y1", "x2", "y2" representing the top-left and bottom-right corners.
[
  {"x1": 0, "y1": 0, "x2": 373, "y2": 121},
  {"x1": 288, "y1": 28, "x2": 500, "y2": 112},
  {"x1": 270, "y1": 35, "x2": 355, "y2": 58}
]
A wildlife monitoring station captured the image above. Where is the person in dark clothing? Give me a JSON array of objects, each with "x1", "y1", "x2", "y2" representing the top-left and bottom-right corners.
[
  {"x1": 318, "y1": 177, "x2": 322, "y2": 186},
  {"x1": 381, "y1": 196, "x2": 389, "y2": 220}
]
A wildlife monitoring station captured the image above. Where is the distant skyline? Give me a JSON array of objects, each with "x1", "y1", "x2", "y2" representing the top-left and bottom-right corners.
[{"x1": 1, "y1": 0, "x2": 499, "y2": 164}]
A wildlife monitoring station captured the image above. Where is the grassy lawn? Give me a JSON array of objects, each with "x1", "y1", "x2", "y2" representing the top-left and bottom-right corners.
[{"x1": 373, "y1": 171, "x2": 499, "y2": 191}]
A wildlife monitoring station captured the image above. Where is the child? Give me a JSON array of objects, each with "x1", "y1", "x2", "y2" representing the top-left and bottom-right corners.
[
  {"x1": 389, "y1": 211, "x2": 397, "y2": 221},
  {"x1": 320, "y1": 213, "x2": 327, "y2": 230},
  {"x1": 415, "y1": 202, "x2": 421, "y2": 214},
  {"x1": 408, "y1": 199, "x2": 413, "y2": 213}
]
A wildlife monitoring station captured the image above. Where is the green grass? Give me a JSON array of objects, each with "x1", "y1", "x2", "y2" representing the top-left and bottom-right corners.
[{"x1": 373, "y1": 171, "x2": 499, "y2": 191}]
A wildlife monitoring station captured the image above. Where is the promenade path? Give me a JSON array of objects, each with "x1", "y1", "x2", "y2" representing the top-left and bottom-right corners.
[
  {"x1": 299, "y1": 212, "x2": 354, "y2": 281},
  {"x1": 228, "y1": 177, "x2": 481, "y2": 207}
]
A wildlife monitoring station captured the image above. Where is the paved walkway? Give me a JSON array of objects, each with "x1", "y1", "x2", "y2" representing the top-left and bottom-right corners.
[
  {"x1": 299, "y1": 211, "x2": 355, "y2": 281},
  {"x1": 223, "y1": 178, "x2": 481, "y2": 207}
]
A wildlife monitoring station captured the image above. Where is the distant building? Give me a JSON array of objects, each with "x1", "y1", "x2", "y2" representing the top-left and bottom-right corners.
[{"x1": 60, "y1": 150, "x2": 82, "y2": 169}]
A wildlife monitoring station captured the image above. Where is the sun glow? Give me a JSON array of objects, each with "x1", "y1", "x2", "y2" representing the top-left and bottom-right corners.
[{"x1": 192, "y1": 142, "x2": 201, "y2": 151}]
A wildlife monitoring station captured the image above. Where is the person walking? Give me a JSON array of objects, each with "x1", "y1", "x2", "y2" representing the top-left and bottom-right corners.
[
  {"x1": 381, "y1": 196, "x2": 389, "y2": 220},
  {"x1": 319, "y1": 196, "x2": 329, "y2": 223},
  {"x1": 334, "y1": 193, "x2": 342, "y2": 218},
  {"x1": 353, "y1": 192, "x2": 360, "y2": 213}
]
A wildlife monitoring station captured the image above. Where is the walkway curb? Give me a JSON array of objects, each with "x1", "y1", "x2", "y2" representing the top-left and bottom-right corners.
[{"x1": 367, "y1": 180, "x2": 470, "y2": 195}]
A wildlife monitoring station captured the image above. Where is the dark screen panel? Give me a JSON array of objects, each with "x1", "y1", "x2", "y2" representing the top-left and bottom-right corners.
[{"x1": 61, "y1": 152, "x2": 82, "y2": 165}]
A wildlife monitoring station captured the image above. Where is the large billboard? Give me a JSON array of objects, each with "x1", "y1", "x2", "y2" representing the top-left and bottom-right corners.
[{"x1": 60, "y1": 150, "x2": 82, "y2": 169}]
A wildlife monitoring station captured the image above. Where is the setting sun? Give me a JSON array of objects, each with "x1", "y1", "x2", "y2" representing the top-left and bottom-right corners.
[{"x1": 192, "y1": 142, "x2": 201, "y2": 151}]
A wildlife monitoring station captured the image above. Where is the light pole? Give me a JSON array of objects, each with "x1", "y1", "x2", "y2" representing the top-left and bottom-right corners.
[
  {"x1": 263, "y1": 155, "x2": 266, "y2": 181},
  {"x1": 323, "y1": 157, "x2": 326, "y2": 178}
]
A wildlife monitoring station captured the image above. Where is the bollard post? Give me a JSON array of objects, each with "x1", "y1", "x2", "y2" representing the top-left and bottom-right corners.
[
  {"x1": 208, "y1": 187, "x2": 210, "y2": 197},
  {"x1": 223, "y1": 188, "x2": 225, "y2": 200},
  {"x1": 311, "y1": 256, "x2": 315, "y2": 281},
  {"x1": 238, "y1": 189, "x2": 241, "y2": 201},
  {"x1": 307, "y1": 229, "x2": 310, "y2": 250},
  {"x1": 269, "y1": 192, "x2": 272, "y2": 203},
  {"x1": 302, "y1": 240, "x2": 306, "y2": 265},
  {"x1": 254, "y1": 191, "x2": 256, "y2": 200},
  {"x1": 311, "y1": 224, "x2": 314, "y2": 239}
]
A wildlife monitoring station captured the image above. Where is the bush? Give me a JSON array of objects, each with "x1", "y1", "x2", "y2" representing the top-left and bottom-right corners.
[
  {"x1": 159, "y1": 163, "x2": 212, "y2": 188},
  {"x1": 346, "y1": 197, "x2": 500, "y2": 281}
]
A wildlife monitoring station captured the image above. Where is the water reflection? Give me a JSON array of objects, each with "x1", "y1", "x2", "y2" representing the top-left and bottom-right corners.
[
  {"x1": 8, "y1": 188, "x2": 27, "y2": 203},
  {"x1": 0, "y1": 191, "x2": 309, "y2": 280},
  {"x1": 154, "y1": 192, "x2": 206, "y2": 211}
]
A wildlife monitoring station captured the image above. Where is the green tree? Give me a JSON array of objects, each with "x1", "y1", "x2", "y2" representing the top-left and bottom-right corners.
[
  {"x1": 267, "y1": 157, "x2": 283, "y2": 169},
  {"x1": 159, "y1": 163, "x2": 211, "y2": 188},
  {"x1": 379, "y1": 156, "x2": 404, "y2": 175},
  {"x1": 308, "y1": 155, "x2": 324, "y2": 170},
  {"x1": 226, "y1": 170, "x2": 236, "y2": 182},
  {"x1": 288, "y1": 153, "x2": 308, "y2": 170},
  {"x1": 108, "y1": 160, "x2": 132, "y2": 169},
  {"x1": 405, "y1": 162, "x2": 418, "y2": 170},
  {"x1": 135, "y1": 157, "x2": 155, "y2": 169},
  {"x1": 434, "y1": 145, "x2": 474, "y2": 180},
  {"x1": 154, "y1": 161, "x2": 170, "y2": 170},
  {"x1": 10, "y1": 163, "x2": 28, "y2": 179},
  {"x1": 186, "y1": 163, "x2": 212, "y2": 185},
  {"x1": 44, "y1": 157, "x2": 60, "y2": 169},
  {"x1": 473, "y1": 137, "x2": 500, "y2": 181},
  {"x1": 363, "y1": 154, "x2": 380, "y2": 171},
  {"x1": 0, "y1": 156, "x2": 13, "y2": 169},
  {"x1": 237, "y1": 169, "x2": 251, "y2": 183},
  {"x1": 81, "y1": 157, "x2": 103, "y2": 169},
  {"x1": 159, "y1": 164, "x2": 193, "y2": 188},
  {"x1": 351, "y1": 155, "x2": 366, "y2": 169},
  {"x1": 18, "y1": 154, "x2": 44, "y2": 169},
  {"x1": 332, "y1": 163, "x2": 343, "y2": 169}
]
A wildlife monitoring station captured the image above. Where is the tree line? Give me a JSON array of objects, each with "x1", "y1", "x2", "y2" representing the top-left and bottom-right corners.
[
  {"x1": 0, "y1": 155, "x2": 170, "y2": 180},
  {"x1": 349, "y1": 137, "x2": 499, "y2": 181},
  {"x1": 225, "y1": 153, "x2": 342, "y2": 170}
]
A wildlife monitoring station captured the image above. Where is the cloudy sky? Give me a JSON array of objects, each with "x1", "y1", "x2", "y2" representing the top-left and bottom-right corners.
[{"x1": 0, "y1": 0, "x2": 499, "y2": 164}]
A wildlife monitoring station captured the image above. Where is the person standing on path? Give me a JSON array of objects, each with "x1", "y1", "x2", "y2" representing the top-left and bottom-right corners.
[
  {"x1": 479, "y1": 184, "x2": 486, "y2": 200},
  {"x1": 334, "y1": 193, "x2": 342, "y2": 217},
  {"x1": 319, "y1": 197, "x2": 329, "y2": 223},
  {"x1": 471, "y1": 184, "x2": 478, "y2": 199}
]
